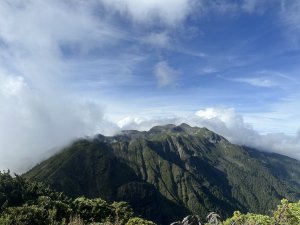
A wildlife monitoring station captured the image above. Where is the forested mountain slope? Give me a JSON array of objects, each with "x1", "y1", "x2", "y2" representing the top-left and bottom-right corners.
[
  {"x1": 0, "y1": 171, "x2": 154, "y2": 225},
  {"x1": 25, "y1": 124, "x2": 300, "y2": 224}
]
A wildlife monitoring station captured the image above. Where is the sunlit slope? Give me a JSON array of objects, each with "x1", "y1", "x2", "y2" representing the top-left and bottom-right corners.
[{"x1": 25, "y1": 124, "x2": 300, "y2": 224}]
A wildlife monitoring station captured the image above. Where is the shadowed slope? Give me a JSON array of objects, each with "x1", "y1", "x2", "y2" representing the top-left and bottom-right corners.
[{"x1": 25, "y1": 124, "x2": 300, "y2": 224}]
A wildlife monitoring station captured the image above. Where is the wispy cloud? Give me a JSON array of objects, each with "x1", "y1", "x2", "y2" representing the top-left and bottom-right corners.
[
  {"x1": 280, "y1": 0, "x2": 300, "y2": 33},
  {"x1": 201, "y1": 0, "x2": 271, "y2": 15},
  {"x1": 231, "y1": 70, "x2": 299, "y2": 88},
  {"x1": 241, "y1": 0, "x2": 271, "y2": 13},
  {"x1": 233, "y1": 77, "x2": 278, "y2": 87},
  {"x1": 100, "y1": 0, "x2": 198, "y2": 26},
  {"x1": 154, "y1": 61, "x2": 180, "y2": 87},
  {"x1": 200, "y1": 67, "x2": 218, "y2": 74},
  {"x1": 141, "y1": 32, "x2": 171, "y2": 48}
]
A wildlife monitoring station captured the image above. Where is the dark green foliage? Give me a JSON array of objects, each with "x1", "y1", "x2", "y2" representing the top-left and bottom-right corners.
[
  {"x1": 0, "y1": 171, "x2": 71, "y2": 224},
  {"x1": 0, "y1": 171, "x2": 154, "y2": 225},
  {"x1": 73, "y1": 197, "x2": 112, "y2": 222},
  {"x1": 0, "y1": 171, "x2": 24, "y2": 209},
  {"x1": 222, "y1": 199, "x2": 300, "y2": 225},
  {"x1": 245, "y1": 147, "x2": 300, "y2": 191},
  {"x1": 125, "y1": 217, "x2": 156, "y2": 225},
  {"x1": 0, "y1": 205, "x2": 58, "y2": 225},
  {"x1": 0, "y1": 170, "x2": 67, "y2": 211},
  {"x1": 71, "y1": 197, "x2": 136, "y2": 224},
  {"x1": 170, "y1": 199, "x2": 300, "y2": 224},
  {"x1": 25, "y1": 124, "x2": 300, "y2": 224},
  {"x1": 111, "y1": 202, "x2": 135, "y2": 224}
]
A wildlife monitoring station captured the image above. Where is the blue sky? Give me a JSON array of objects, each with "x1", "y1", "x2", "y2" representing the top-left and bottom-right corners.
[{"x1": 0, "y1": 0, "x2": 300, "y2": 171}]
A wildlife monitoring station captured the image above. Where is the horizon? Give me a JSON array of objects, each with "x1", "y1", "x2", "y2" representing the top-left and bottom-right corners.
[{"x1": 0, "y1": 0, "x2": 300, "y2": 172}]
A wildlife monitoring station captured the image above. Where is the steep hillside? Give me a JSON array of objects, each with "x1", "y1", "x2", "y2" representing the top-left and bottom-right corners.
[
  {"x1": 0, "y1": 171, "x2": 155, "y2": 225},
  {"x1": 25, "y1": 124, "x2": 300, "y2": 224}
]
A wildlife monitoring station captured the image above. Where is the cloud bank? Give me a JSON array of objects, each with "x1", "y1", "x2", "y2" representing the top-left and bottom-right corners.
[
  {"x1": 0, "y1": 0, "x2": 120, "y2": 172},
  {"x1": 0, "y1": 72, "x2": 110, "y2": 173},
  {"x1": 117, "y1": 107, "x2": 300, "y2": 160}
]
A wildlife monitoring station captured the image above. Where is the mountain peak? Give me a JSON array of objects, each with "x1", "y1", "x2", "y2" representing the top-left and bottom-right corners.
[
  {"x1": 148, "y1": 123, "x2": 216, "y2": 136},
  {"x1": 148, "y1": 124, "x2": 177, "y2": 133},
  {"x1": 95, "y1": 124, "x2": 225, "y2": 145},
  {"x1": 178, "y1": 123, "x2": 191, "y2": 129},
  {"x1": 25, "y1": 122, "x2": 300, "y2": 224},
  {"x1": 148, "y1": 123, "x2": 198, "y2": 134}
]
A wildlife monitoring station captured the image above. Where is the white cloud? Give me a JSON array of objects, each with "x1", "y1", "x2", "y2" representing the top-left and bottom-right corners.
[
  {"x1": 195, "y1": 108, "x2": 248, "y2": 129},
  {"x1": 0, "y1": 72, "x2": 111, "y2": 173},
  {"x1": 154, "y1": 61, "x2": 180, "y2": 87},
  {"x1": 117, "y1": 116, "x2": 145, "y2": 128},
  {"x1": 202, "y1": 0, "x2": 270, "y2": 15},
  {"x1": 280, "y1": 0, "x2": 300, "y2": 42},
  {"x1": 201, "y1": 67, "x2": 217, "y2": 74},
  {"x1": 280, "y1": 0, "x2": 300, "y2": 31},
  {"x1": 99, "y1": 0, "x2": 271, "y2": 25},
  {"x1": 0, "y1": 1, "x2": 120, "y2": 54},
  {"x1": 208, "y1": 0, "x2": 238, "y2": 14},
  {"x1": 194, "y1": 108, "x2": 300, "y2": 159},
  {"x1": 241, "y1": 0, "x2": 270, "y2": 13},
  {"x1": 100, "y1": 0, "x2": 198, "y2": 26},
  {"x1": 197, "y1": 108, "x2": 300, "y2": 159},
  {"x1": 194, "y1": 108, "x2": 258, "y2": 145},
  {"x1": 116, "y1": 116, "x2": 182, "y2": 132},
  {"x1": 0, "y1": 0, "x2": 126, "y2": 92},
  {"x1": 0, "y1": 75, "x2": 27, "y2": 97},
  {"x1": 115, "y1": 107, "x2": 300, "y2": 160},
  {"x1": 141, "y1": 32, "x2": 171, "y2": 48},
  {"x1": 0, "y1": 0, "x2": 124, "y2": 173},
  {"x1": 233, "y1": 77, "x2": 278, "y2": 87}
]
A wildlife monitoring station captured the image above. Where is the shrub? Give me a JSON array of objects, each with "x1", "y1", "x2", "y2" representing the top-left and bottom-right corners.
[{"x1": 125, "y1": 217, "x2": 156, "y2": 225}]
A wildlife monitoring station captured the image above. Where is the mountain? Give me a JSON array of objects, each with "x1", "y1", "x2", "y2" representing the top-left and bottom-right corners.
[{"x1": 24, "y1": 124, "x2": 300, "y2": 224}]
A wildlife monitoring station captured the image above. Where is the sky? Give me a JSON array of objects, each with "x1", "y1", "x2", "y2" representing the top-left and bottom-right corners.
[{"x1": 1, "y1": 0, "x2": 300, "y2": 172}]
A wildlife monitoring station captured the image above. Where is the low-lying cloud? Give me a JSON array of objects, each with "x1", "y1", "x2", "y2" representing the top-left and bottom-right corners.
[
  {"x1": 117, "y1": 107, "x2": 300, "y2": 160},
  {"x1": 0, "y1": 72, "x2": 110, "y2": 173},
  {"x1": 0, "y1": 0, "x2": 117, "y2": 173}
]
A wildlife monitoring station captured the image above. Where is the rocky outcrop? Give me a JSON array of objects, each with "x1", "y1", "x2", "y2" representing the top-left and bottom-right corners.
[
  {"x1": 170, "y1": 212, "x2": 221, "y2": 225},
  {"x1": 170, "y1": 215, "x2": 202, "y2": 225}
]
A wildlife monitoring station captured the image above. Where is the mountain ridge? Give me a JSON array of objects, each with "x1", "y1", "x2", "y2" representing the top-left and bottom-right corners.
[{"x1": 24, "y1": 123, "x2": 300, "y2": 224}]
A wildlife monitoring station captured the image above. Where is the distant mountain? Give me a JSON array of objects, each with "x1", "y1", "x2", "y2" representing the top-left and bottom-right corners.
[{"x1": 24, "y1": 124, "x2": 300, "y2": 224}]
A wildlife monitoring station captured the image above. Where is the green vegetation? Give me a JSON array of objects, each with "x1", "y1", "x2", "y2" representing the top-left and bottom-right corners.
[
  {"x1": 0, "y1": 171, "x2": 154, "y2": 225},
  {"x1": 125, "y1": 217, "x2": 156, "y2": 225},
  {"x1": 25, "y1": 126, "x2": 300, "y2": 223},
  {"x1": 1, "y1": 169, "x2": 300, "y2": 224},
  {"x1": 0, "y1": 172, "x2": 300, "y2": 225},
  {"x1": 24, "y1": 124, "x2": 300, "y2": 224},
  {"x1": 169, "y1": 199, "x2": 300, "y2": 225},
  {"x1": 221, "y1": 199, "x2": 300, "y2": 225}
]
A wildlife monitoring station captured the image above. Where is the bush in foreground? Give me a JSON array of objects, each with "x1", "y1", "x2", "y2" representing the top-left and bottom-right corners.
[{"x1": 0, "y1": 171, "x2": 153, "y2": 225}]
